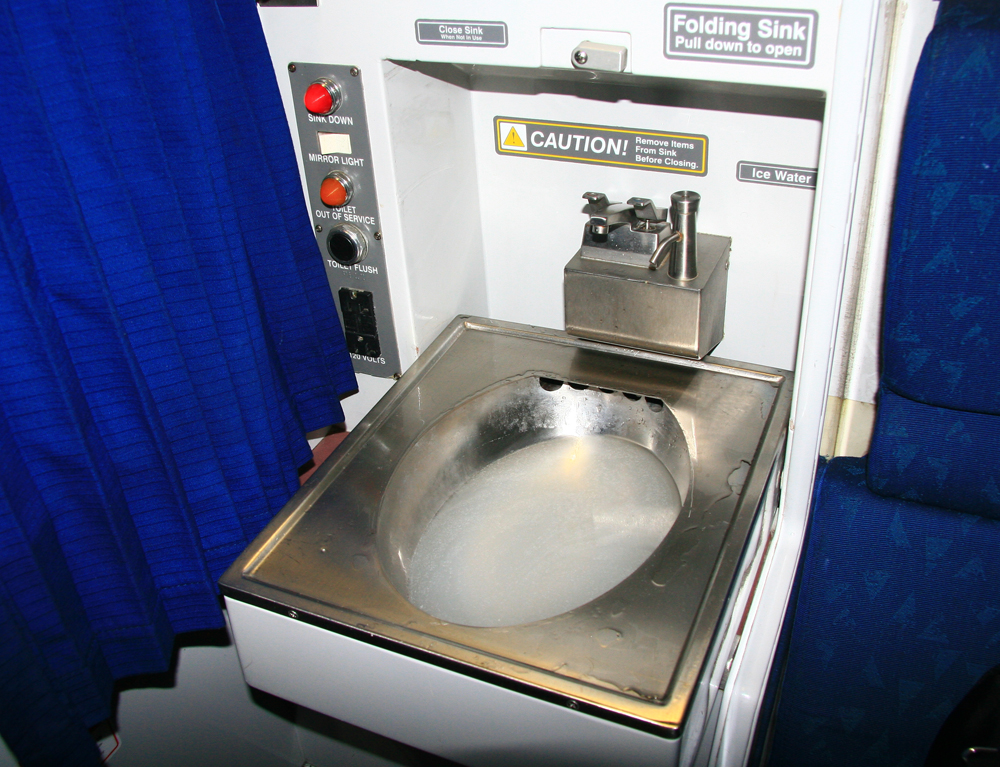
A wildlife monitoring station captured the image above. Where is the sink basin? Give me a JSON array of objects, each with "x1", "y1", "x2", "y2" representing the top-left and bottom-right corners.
[
  {"x1": 220, "y1": 316, "x2": 792, "y2": 738},
  {"x1": 379, "y1": 374, "x2": 691, "y2": 628}
]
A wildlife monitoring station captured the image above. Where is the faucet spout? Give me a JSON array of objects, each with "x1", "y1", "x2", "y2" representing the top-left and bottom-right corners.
[{"x1": 668, "y1": 191, "x2": 700, "y2": 281}]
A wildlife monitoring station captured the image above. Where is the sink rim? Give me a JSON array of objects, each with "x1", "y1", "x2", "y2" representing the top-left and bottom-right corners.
[{"x1": 219, "y1": 316, "x2": 793, "y2": 738}]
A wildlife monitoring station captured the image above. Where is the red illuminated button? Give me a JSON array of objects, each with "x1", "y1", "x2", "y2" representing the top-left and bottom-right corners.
[
  {"x1": 304, "y1": 80, "x2": 341, "y2": 115},
  {"x1": 320, "y1": 173, "x2": 352, "y2": 207}
]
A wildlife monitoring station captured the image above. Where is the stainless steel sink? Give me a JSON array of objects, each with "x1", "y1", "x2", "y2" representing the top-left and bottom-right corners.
[
  {"x1": 377, "y1": 369, "x2": 693, "y2": 630},
  {"x1": 220, "y1": 316, "x2": 792, "y2": 737}
]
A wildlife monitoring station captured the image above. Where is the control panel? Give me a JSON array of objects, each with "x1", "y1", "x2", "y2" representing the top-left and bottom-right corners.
[{"x1": 288, "y1": 62, "x2": 400, "y2": 378}]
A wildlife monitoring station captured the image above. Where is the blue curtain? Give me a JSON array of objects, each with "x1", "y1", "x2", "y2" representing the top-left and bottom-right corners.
[{"x1": 0, "y1": 1, "x2": 357, "y2": 764}]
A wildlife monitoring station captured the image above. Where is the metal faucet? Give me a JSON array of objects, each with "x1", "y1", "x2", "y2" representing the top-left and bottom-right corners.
[
  {"x1": 567, "y1": 188, "x2": 728, "y2": 359},
  {"x1": 580, "y1": 191, "x2": 700, "y2": 280}
]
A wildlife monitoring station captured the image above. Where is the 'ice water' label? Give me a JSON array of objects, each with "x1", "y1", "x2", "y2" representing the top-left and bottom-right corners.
[{"x1": 737, "y1": 161, "x2": 817, "y2": 189}]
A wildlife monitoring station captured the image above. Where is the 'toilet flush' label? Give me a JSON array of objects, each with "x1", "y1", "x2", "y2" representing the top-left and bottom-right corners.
[
  {"x1": 494, "y1": 117, "x2": 708, "y2": 176},
  {"x1": 665, "y1": 4, "x2": 818, "y2": 68}
]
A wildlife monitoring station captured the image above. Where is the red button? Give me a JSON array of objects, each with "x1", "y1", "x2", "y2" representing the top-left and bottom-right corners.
[
  {"x1": 320, "y1": 176, "x2": 348, "y2": 207},
  {"x1": 304, "y1": 82, "x2": 334, "y2": 115}
]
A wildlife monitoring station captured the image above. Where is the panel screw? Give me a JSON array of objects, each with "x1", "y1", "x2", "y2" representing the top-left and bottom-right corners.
[
  {"x1": 288, "y1": 609, "x2": 299, "y2": 619},
  {"x1": 350, "y1": 67, "x2": 359, "y2": 77},
  {"x1": 573, "y1": 50, "x2": 588, "y2": 65},
  {"x1": 315, "y1": 224, "x2": 323, "y2": 233},
  {"x1": 373, "y1": 230, "x2": 382, "y2": 240},
  {"x1": 567, "y1": 699, "x2": 580, "y2": 710},
  {"x1": 392, "y1": 372, "x2": 401, "y2": 380},
  {"x1": 288, "y1": 63, "x2": 296, "y2": 73}
]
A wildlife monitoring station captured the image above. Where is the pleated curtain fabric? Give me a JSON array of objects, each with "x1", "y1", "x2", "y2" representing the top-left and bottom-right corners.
[{"x1": 0, "y1": 1, "x2": 357, "y2": 764}]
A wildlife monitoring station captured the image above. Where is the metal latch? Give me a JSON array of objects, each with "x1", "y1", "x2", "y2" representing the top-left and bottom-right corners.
[{"x1": 571, "y1": 41, "x2": 628, "y2": 73}]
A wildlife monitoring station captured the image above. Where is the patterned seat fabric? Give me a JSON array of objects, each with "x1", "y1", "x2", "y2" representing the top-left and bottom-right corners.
[
  {"x1": 767, "y1": 457, "x2": 1000, "y2": 766},
  {"x1": 867, "y1": 0, "x2": 1000, "y2": 517},
  {"x1": 763, "y1": 2, "x2": 1000, "y2": 763}
]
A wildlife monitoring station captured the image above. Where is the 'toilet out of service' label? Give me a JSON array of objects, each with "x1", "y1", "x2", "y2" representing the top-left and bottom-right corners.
[{"x1": 494, "y1": 117, "x2": 708, "y2": 175}]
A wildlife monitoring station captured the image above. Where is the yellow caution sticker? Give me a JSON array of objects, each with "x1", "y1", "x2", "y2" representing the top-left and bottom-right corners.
[
  {"x1": 501, "y1": 123, "x2": 526, "y2": 149},
  {"x1": 494, "y1": 116, "x2": 708, "y2": 175}
]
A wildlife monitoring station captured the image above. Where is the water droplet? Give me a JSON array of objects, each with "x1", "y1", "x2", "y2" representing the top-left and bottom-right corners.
[
  {"x1": 727, "y1": 460, "x2": 752, "y2": 494},
  {"x1": 319, "y1": 547, "x2": 327, "y2": 553},
  {"x1": 594, "y1": 627, "x2": 623, "y2": 647},
  {"x1": 652, "y1": 563, "x2": 679, "y2": 587},
  {"x1": 610, "y1": 600, "x2": 626, "y2": 617}
]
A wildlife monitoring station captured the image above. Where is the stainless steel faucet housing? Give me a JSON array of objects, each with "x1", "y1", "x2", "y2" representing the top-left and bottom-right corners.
[{"x1": 565, "y1": 190, "x2": 729, "y2": 359}]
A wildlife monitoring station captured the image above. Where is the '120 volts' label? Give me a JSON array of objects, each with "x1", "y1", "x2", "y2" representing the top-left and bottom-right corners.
[
  {"x1": 494, "y1": 117, "x2": 708, "y2": 175},
  {"x1": 665, "y1": 4, "x2": 818, "y2": 68}
]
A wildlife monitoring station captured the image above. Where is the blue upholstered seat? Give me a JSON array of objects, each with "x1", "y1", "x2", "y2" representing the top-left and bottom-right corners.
[
  {"x1": 766, "y1": 457, "x2": 1000, "y2": 765},
  {"x1": 866, "y1": 0, "x2": 1000, "y2": 519},
  {"x1": 763, "y1": 2, "x2": 1000, "y2": 764}
]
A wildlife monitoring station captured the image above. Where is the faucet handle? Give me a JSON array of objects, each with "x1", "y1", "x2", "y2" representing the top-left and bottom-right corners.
[
  {"x1": 583, "y1": 192, "x2": 629, "y2": 236},
  {"x1": 582, "y1": 191, "x2": 611, "y2": 210},
  {"x1": 627, "y1": 197, "x2": 667, "y2": 224}
]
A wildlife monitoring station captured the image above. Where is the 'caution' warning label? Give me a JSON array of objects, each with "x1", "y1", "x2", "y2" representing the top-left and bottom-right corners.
[{"x1": 494, "y1": 117, "x2": 708, "y2": 176}]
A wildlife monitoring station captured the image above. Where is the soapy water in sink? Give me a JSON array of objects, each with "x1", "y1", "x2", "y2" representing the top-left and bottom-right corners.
[{"x1": 408, "y1": 435, "x2": 681, "y2": 627}]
